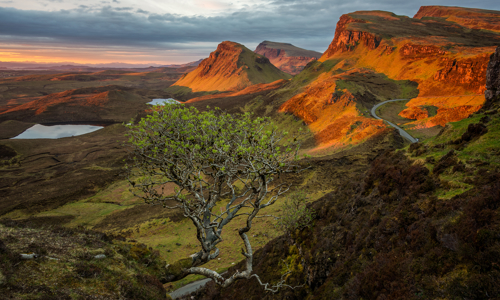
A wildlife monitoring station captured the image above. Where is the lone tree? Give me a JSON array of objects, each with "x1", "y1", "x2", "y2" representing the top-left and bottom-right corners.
[{"x1": 126, "y1": 104, "x2": 302, "y2": 289}]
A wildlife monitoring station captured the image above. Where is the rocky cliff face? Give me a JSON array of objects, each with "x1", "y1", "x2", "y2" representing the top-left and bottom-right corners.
[
  {"x1": 292, "y1": 7, "x2": 500, "y2": 145},
  {"x1": 484, "y1": 46, "x2": 500, "y2": 109},
  {"x1": 254, "y1": 41, "x2": 322, "y2": 75},
  {"x1": 279, "y1": 68, "x2": 405, "y2": 148},
  {"x1": 321, "y1": 15, "x2": 381, "y2": 59},
  {"x1": 433, "y1": 55, "x2": 491, "y2": 94},
  {"x1": 172, "y1": 41, "x2": 290, "y2": 93},
  {"x1": 197, "y1": 42, "x2": 242, "y2": 78}
]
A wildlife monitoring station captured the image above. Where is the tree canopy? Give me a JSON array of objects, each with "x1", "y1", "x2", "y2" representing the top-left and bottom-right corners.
[{"x1": 126, "y1": 104, "x2": 303, "y2": 288}]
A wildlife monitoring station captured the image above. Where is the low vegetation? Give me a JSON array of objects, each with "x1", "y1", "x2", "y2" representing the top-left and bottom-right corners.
[
  {"x1": 198, "y1": 108, "x2": 500, "y2": 300},
  {"x1": 0, "y1": 220, "x2": 170, "y2": 299}
]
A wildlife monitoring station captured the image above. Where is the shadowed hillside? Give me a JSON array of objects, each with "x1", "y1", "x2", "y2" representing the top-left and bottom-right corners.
[{"x1": 255, "y1": 41, "x2": 322, "y2": 75}]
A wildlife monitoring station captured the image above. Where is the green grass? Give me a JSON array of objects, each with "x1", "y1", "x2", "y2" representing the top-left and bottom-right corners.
[
  {"x1": 237, "y1": 46, "x2": 292, "y2": 84},
  {"x1": 36, "y1": 202, "x2": 131, "y2": 227},
  {"x1": 423, "y1": 105, "x2": 438, "y2": 117},
  {"x1": 408, "y1": 111, "x2": 500, "y2": 200}
]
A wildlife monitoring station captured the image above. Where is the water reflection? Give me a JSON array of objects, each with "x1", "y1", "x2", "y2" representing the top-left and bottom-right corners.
[
  {"x1": 147, "y1": 98, "x2": 180, "y2": 105},
  {"x1": 12, "y1": 124, "x2": 104, "y2": 139}
]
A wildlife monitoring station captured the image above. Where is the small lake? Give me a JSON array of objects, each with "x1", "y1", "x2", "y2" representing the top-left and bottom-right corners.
[
  {"x1": 11, "y1": 124, "x2": 104, "y2": 139},
  {"x1": 147, "y1": 98, "x2": 180, "y2": 105}
]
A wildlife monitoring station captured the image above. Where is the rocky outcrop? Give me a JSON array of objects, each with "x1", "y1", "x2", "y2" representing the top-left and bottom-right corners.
[
  {"x1": 197, "y1": 42, "x2": 242, "y2": 78},
  {"x1": 399, "y1": 44, "x2": 446, "y2": 58},
  {"x1": 173, "y1": 41, "x2": 290, "y2": 92},
  {"x1": 255, "y1": 41, "x2": 322, "y2": 75},
  {"x1": 434, "y1": 55, "x2": 491, "y2": 94},
  {"x1": 321, "y1": 15, "x2": 381, "y2": 59},
  {"x1": 484, "y1": 46, "x2": 500, "y2": 109}
]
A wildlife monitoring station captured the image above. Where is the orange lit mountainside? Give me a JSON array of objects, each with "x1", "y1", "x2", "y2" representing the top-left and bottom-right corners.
[
  {"x1": 171, "y1": 41, "x2": 291, "y2": 93},
  {"x1": 279, "y1": 6, "x2": 500, "y2": 149},
  {"x1": 414, "y1": 5, "x2": 500, "y2": 33},
  {"x1": 254, "y1": 41, "x2": 322, "y2": 75}
]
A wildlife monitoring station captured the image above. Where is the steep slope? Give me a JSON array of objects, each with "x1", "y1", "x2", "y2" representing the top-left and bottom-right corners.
[
  {"x1": 171, "y1": 41, "x2": 291, "y2": 93},
  {"x1": 280, "y1": 7, "x2": 500, "y2": 149},
  {"x1": 198, "y1": 50, "x2": 500, "y2": 298},
  {"x1": 254, "y1": 41, "x2": 322, "y2": 75}
]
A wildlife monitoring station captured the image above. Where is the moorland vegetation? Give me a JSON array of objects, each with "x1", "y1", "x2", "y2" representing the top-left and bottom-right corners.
[{"x1": 0, "y1": 5, "x2": 499, "y2": 299}]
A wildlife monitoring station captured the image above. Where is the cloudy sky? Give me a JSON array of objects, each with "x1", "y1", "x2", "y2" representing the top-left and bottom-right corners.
[{"x1": 0, "y1": 0, "x2": 499, "y2": 66}]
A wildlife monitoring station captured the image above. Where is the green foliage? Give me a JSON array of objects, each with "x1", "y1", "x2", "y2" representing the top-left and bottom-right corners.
[
  {"x1": 275, "y1": 191, "x2": 315, "y2": 235},
  {"x1": 126, "y1": 104, "x2": 300, "y2": 207},
  {"x1": 126, "y1": 103, "x2": 303, "y2": 284}
]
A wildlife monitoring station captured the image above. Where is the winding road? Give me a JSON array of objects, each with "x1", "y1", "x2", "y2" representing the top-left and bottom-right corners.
[
  {"x1": 168, "y1": 99, "x2": 417, "y2": 299},
  {"x1": 371, "y1": 99, "x2": 418, "y2": 144}
]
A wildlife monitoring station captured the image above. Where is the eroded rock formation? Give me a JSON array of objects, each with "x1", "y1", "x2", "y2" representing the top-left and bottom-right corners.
[
  {"x1": 434, "y1": 55, "x2": 491, "y2": 94},
  {"x1": 321, "y1": 15, "x2": 381, "y2": 58},
  {"x1": 484, "y1": 46, "x2": 500, "y2": 109},
  {"x1": 414, "y1": 6, "x2": 500, "y2": 32}
]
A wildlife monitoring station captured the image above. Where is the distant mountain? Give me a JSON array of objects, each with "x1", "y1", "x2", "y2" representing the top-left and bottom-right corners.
[
  {"x1": 160, "y1": 59, "x2": 204, "y2": 68},
  {"x1": 414, "y1": 5, "x2": 500, "y2": 32},
  {"x1": 254, "y1": 41, "x2": 322, "y2": 75},
  {"x1": 279, "y1": 6, "x2": 500, "y2": 148},
  {"x1": 171, "y1": 41, "x2": 291, "y2": 93},
  {"x1": 0, "y1": 61, "x2": 166, "y2": 70}
]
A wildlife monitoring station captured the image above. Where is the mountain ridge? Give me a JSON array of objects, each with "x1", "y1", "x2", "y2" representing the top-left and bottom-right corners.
[
  {"x1": 171, "y1": 41, "x2": 291, "y2": 93},
  {"x1": 254, "y1": 41, "x2": 322, "y2": 75},
  {"x1": 279, "y1": 6, "x2": 499, "y2": 149}
]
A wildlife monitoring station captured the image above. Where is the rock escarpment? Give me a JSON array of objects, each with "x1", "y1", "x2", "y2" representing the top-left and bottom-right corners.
[
  {"x1": 282, "y1": 6, "x2": 500, "y2": 147},
  {"x1": 484, "y1": 46, "x2": 500, "y2": 109},
  {"x1": 433, "y1": 55, "x2": 491, "y2": 94},
  {"x1": 254, "y1": 41, "x2": 322, "y2": 75},
  {"x1": 414, "y1": 6, "x2": 500, "y2": 32},
  {"x1": 321, "y1": 14, "x2": 382, "y2": 58},
  {"x1": 172, "y1": 41, "x2": 290, "y2": 93}
]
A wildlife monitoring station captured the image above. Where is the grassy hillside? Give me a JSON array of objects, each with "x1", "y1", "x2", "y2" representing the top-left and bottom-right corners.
[
  {"x1": 273, "y1": 7, "x2": 499, "y2": 151},
  {"x1": 199, "y1": 106, "x2": 500, "y2": 300}
]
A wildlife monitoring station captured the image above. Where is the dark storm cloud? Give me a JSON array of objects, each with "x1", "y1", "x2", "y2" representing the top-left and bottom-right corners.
[{"x1": 1, "y1": 0, "x2": 500, "y2": 53}]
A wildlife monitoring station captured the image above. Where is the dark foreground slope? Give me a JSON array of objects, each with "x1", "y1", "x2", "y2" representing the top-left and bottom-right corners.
[
  {"x1": 0, "y1": 221, "x2": 170, "y2": 299},
  {"x1": 194, "y1": 48, "x2": 500, "y2": 300}
]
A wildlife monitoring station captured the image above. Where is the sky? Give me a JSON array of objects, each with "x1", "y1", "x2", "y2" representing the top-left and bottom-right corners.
[{"x1": 1, "y1": 0, "x2": 500, "y2": 66}]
